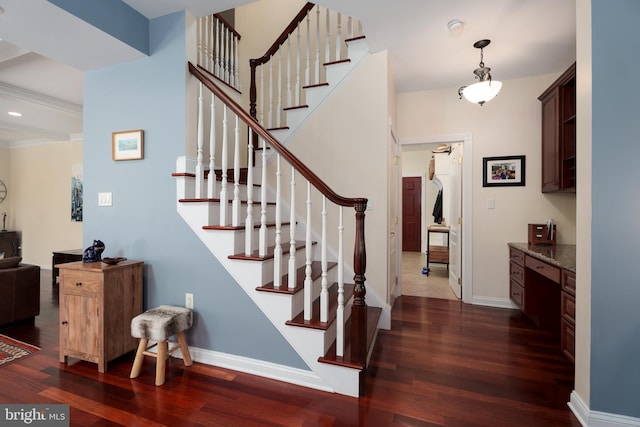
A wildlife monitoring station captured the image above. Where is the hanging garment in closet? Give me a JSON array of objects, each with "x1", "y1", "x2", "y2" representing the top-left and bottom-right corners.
[{"x1": 433, "y1": 190, "x2": 443, "y2": 224}]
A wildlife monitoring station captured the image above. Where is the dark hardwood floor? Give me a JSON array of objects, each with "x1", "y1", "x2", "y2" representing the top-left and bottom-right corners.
[{"x1": 0, "y1": 270, "x2": 580, "y2": 426}]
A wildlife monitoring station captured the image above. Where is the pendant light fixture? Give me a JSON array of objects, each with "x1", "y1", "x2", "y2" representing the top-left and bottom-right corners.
[{"x1": 458, "y1": 39, "x2": 502, "y2": 106}]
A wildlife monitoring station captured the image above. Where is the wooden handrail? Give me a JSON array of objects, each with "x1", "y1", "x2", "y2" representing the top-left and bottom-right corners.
[
  {"x1": 250, "y1": 2, "x2": 315, "y2": 67},
  {"x1": 189, "y1": 62, "x2": 366, "y2": 209},
  {"x1": 213, "y1": 13, "x2": 241, "y2": 40},
  {"x1": 249, "y1": 2, "x2": 316, "y2": 120}
]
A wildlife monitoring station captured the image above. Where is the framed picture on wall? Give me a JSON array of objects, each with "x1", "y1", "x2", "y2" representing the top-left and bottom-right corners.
[
  {"x1": 482, "y1": 155, "x2": 526, "y2": 187},
  {"x1": 112, "y1": 129, "x2": 144, "y2": 161}
]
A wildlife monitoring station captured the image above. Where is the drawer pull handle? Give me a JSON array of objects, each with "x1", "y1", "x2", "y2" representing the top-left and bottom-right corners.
[
  {"x1": 75, "y1": 282, "x2": 82, "y2": 286},
  {"x1": 536, "y1": 234, "x2": 543, "y2": 238},
  {"x1": 536, "y1": 226, "x2": 544, "y2": 230},
  {"x1": 536, "y1": 265, "x2": 544, "y2": 270},
  {"x1": 61, "y1": 321, "x2": 68, "y2": 325}
]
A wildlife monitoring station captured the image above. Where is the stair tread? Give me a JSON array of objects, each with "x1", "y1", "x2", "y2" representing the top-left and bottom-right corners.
[
  {"x1": 203, "y1": 221, "x2": 291, "y2": 231},
  {"x1": 179, "y1": 198, "x2": 276, "y2": 205},
  {"x1": 303, "y1": 82, "x2": 329, "y2": 90},
  {"x1": 318, "y1": 306, "x2": 382, "y2": 370},
  {"x1": 285, "y1": 282, "x2": 355, "y2": 330},
  {"x1": 228, "y1": 240, "x2": 315, "y2": 261},
  {"x1": 324, "y1": 58, "x2": 351, "y2": 67},
  {"x1": 283, "y1": 105, "x2": 309, "y2": 111},
  {"x1": 257, "y1": 261, "x2": 337, "y2": 295}
]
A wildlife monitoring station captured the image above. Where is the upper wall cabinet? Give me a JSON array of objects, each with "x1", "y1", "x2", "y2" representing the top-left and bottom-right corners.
[{"x1": 538, "y1": 63, "x2": 576, "y2": 193}]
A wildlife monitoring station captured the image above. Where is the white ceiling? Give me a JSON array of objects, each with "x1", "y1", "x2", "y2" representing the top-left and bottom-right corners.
[{"x1": 0, "y1": 0, "x2": 576, "y2": 147}]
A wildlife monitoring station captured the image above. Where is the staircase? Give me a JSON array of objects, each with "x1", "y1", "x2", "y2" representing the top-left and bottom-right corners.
[{"x1": 173, "y1": 4, "x2": 380, "y2": 397}]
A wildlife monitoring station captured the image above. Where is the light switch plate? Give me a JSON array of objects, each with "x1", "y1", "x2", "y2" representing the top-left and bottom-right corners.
[
  {"x1": 486, "y1": 198, "x2": 495, "y2": 209},
  {"x1": 98, "y1": 192, "x2": 112, "y2": 207}
]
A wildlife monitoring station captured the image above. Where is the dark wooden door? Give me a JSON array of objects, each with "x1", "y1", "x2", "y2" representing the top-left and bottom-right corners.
[{"x1": 402, "y1": 177, "x2": 421, "y2": 252}]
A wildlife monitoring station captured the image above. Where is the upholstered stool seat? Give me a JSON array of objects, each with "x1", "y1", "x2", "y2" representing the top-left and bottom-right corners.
[{"x1": 129, "y1": 305, "x2": 193, "y2": 386}]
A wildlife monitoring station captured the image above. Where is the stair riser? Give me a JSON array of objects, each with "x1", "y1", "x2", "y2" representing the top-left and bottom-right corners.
[
  {"x1": 175, "y1": 176, "x2": 265, "y2": 203},
  {"x1": 289, "y1": 269, "x2": 338, "y2": 318}
]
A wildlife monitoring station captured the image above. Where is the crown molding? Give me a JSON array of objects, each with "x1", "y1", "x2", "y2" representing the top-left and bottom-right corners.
[{"x1": 0, "y1": 82, "x2": 82, "y2": 117}]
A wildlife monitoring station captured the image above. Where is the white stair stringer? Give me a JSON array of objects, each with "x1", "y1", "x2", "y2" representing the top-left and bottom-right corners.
[
  {"x1": 176, "y1": 197, "x2": 363, "y2": 397},
  {"x1": 268, "y1": 38, "x2": 370, "y2": 144}
]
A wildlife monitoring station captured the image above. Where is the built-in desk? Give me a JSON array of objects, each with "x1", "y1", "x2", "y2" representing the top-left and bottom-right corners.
[{"x1": 508, "y1": 242, "x2": 576, "y2": 363}]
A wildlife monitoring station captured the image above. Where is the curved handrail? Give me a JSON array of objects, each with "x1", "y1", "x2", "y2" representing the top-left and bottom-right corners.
[
  {"x1": 250, "y1": 2, "x2": 315, "y2": 67},
  {"x1": 189, "y1": 62, "x2": 367, "y2": 209}
]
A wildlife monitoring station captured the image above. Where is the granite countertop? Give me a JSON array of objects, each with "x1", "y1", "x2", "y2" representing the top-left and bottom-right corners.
[{"x1": 508, "y1": 242, "x2": 576, "y2": 273}]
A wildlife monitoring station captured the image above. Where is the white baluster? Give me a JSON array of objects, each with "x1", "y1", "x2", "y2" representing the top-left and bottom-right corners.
[
  {"x1": 325, "y1": 8, "x2": 331, "y2": 63},
  {"x1": 259, "y1": 66, "x2": 265, "y2": 126},
  {"x1": 197, "y1": 17, "x2": 202, "y2": 66},
  {"x1": 215, "y1": 19, "x2": 220, "y2": 77},
  {"x1": 259, "y1": 138, "x2": 268, "y2": 257},
  {"x1": 268, "y1": 61, "x2": 274, "y2": 128},
  {"x1": 305, "y1": 11, "x2": 311, "y2": 86},
  {"x1": 337, "y1": 206, "x2": 345, "y2": 357},
  {"x1": 348, "y1": 16, "x2": 353, "y2": 39},
  {"x1": 207, "y1": 16, "x2": 213, "y2": 73},
  {"x1": 232, "y1": 114, "x2": 240, "y2": 227},
  {"x1": 207, "y1": 91, "x2": 216, "y2": 198},
  {"x1": 234, "y1": 34, "x2": 240, "y2": 90},
  {"x1": 203, "y1": 16, "x2": 209, "y2": 71},
  {"x1": 288, "y1": 167, "x2": 297, "y2": 290},
  {"x1": 223, "y1": 27, "x2": 229, "y2": 84},
  {"x1": 273, "y1": 154, "x2": 282, "y2": 288},
  {"x1": 286, "y1": 35, "x2": 292, "y2": 107},
  {"x1": 229, "y1": 29, "x2": 236, "y2": 88},
  {"x1": 219, "y1": 106, "x2": 229, "y2": 226},
  {"x1": 320, "y1": 196, "x2": 328, "y2": 322},
  {"x1": 315, "y1": 7, "x2": 321, "y2": 84},
  {"x1": 336, "y1": 13, "x2": 342, "y2": 61},
  {"x1": 245, "y1": 129, "x2": 254, "y2": 256},
  {"x1": 304, "y1": 181, "x2": 312, "y2": 321},
  {"x1": 295, "y1": 26, "x2": 301, "y2": 105},
  {"x1": 195, "y1": 83, "x2": 205, "y2": 198},
  {"x1": 277, "y1": 49, "x2": 282, "y2": 127}
]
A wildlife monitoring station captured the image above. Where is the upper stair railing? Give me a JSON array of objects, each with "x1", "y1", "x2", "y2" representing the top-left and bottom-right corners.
[
  {"x1": 249, "y1": 2, "x2": 364, "y2": 129},
  {"x1": 197, "y1": 13, "x2": 241, "y2": 91},
  {"x1": 188, "y1": 61, "x2": 369, "y2": 365}
]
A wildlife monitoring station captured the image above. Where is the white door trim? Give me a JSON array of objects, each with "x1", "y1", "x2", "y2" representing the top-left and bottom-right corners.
[{"x1": 399, "y1": 133, "x2": 473, "y2": 304}]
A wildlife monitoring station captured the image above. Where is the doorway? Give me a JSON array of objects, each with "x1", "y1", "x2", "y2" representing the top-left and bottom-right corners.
[{"x1": 397, "y1": 134, "x2": 472, "y2": 302}]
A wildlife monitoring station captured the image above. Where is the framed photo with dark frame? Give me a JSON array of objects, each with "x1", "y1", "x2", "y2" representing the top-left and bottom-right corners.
[
  {"x1": 112, "y1": 129, "x2": 144, "y2": 161},
  {"x1": 482, "y1": 155, "x2": 526, "y2": 187}
]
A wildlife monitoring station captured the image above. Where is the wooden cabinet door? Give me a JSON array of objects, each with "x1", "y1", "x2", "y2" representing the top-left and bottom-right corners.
[
  {"x1": 541, "y1": 89, "x2": 560, "y2": 193},
  {"x1": 63, "y1": 293, "x2": 100, "y2": 360}
]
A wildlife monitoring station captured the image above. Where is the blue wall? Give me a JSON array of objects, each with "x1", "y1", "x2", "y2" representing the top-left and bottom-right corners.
[
  {"x1": 591, "y1": 0, "x2": 640, "y2": 417},
  {"x1": 83, "y1": 11, "x2": 307, "y2": 370},
  {"x1": 48, "y1": 0, "x2": 149, "y2": 55}
]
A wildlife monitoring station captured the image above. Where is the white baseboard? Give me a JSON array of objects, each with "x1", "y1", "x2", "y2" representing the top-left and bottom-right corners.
[
  {"x1": 569, "y1": 391, "x2": 640, "y2": 427},
  {"x1": 471, "y1": 295, "x2": 519, "y2": 310},
  {"x1": 172, "y1": 345, "x2": 334, "y2": 394}
]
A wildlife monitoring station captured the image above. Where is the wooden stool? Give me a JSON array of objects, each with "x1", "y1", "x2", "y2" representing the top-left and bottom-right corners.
[{"x1": 129, "y1": 305, "x2": 193, "y2": 386}]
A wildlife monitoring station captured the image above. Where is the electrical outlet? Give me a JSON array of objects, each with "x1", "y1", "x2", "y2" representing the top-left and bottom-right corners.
[{"x1": 185, "y1": 293, "x2": 194, "y2": 309}]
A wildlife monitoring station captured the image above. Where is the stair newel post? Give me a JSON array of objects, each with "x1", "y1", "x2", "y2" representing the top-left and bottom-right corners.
[
  {"x1": 337, "y1": 206, "x2": 345, "y2": 357},
  {"x1": 232, "y1": 114, "x2": 241, "y2": 227},
  {"x1": 288, "y1": 167, "x2": 297, "y2": 290},
  {"x1": 273, "y1": 154, "x2": 283, "y2": 288},
  {"x1": 207, "y1": 91, "x2": 216, "y2": 198},
  {"x1": 258, "y1": 138, "x2": 268, "y2": 257},
  {"x1": 249, "y1": 59, "x2": 258, "y2": 122},
  {"x1": 303, "y1": 181, "x2": 313, "y2": 321},
  {"x1": 320, "y1": 196, "x2": 328, "y2": 323},
  {"x1": 245, "y1": 129, "x2": 254, "y2": 256},
  {"x1": 196, "y1": 83, "x2": 205, "y2": 198},
  {"x1": 219, "y1": 106, "x2": 229, "y2": 226},
  {"x1": 350, "y1": 199, "x2": 368, "y2": 369}
]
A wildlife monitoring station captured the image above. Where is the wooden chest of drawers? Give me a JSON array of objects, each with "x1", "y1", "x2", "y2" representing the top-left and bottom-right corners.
[{"x1": 58, "y1": 260, "x2": 143, "y2": 372}]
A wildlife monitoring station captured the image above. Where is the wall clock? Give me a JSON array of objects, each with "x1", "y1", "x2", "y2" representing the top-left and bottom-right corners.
[{"x1": 0, "y1": 179, "x2": 6, "y2": 203}]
